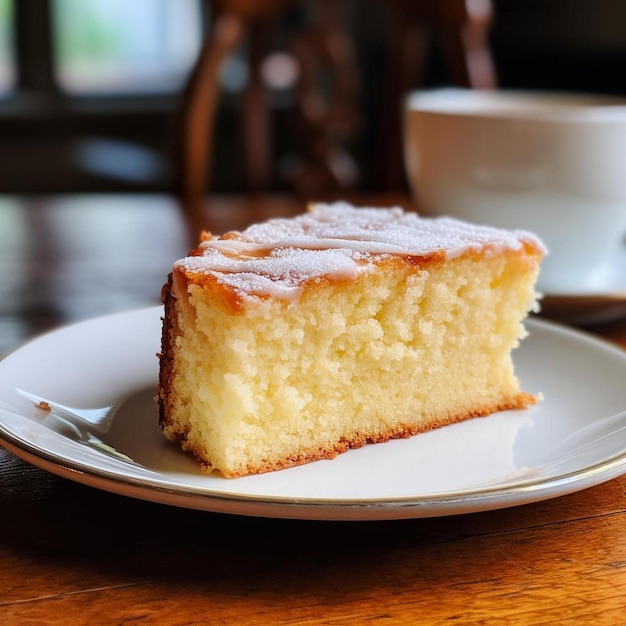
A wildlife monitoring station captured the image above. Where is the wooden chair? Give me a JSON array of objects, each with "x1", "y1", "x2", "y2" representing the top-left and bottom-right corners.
[
  {"x1": 175, "y1": 0, "x2": 359, "y2": 225},
  {"x1": 377, "y1": 0, "x2": 497, "y2": 189},
  {"x1": 176, "y1": 1, "x2": 282, "y2": 222}
]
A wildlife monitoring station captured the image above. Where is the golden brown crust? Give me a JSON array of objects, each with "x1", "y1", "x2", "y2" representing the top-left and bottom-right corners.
[
  {"x1": 175, "y1": 252, "x2": 448, "y2": 315},
  {"x1": 173, "y1": 244, "x2": 542, "y2": 315},
  {"x1": 157, "y1": 274, "x2": 176, "y2": 429}
]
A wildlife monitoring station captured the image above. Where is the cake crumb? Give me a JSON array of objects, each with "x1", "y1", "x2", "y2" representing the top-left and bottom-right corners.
[{"x1": 35, "y1": 400, "x2": 52, "y2": 412}]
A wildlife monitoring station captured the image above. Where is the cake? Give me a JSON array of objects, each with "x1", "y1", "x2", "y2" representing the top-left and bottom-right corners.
[{"x1": 157, "y1": 202, "x2": 545, "y2": 478}]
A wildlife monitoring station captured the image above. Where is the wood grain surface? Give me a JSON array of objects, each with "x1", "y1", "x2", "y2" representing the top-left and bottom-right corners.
[{"x1": 1, "y1": 194, "x2": 625, "y2": 624}]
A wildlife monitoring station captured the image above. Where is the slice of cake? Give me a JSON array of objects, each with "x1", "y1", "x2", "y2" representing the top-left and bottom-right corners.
[{"x1": 158, "y1": 202, "x2": 545, "y2": 478}]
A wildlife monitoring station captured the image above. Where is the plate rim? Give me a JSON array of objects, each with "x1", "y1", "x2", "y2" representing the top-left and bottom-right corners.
[
  {"x1": 2, "y1": 415, "x2": 626, "y2": 518},
  {"x1": 1, "y1": 307, "x2": 626, "y2": 520}
]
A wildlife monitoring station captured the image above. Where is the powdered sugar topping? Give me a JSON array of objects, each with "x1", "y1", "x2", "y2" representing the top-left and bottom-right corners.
[{"x1": 176, "y1": 202, "x2": 544, "y2": 299}]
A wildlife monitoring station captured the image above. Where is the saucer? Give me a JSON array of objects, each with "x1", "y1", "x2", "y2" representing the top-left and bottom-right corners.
[{"x1": 540, "y1": 244, "x2": 626, "y2": 325}]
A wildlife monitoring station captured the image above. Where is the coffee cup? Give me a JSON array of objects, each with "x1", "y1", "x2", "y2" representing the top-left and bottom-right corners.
[{"x1": 404, "y1": 88, "x2": 626, "y2": 293}]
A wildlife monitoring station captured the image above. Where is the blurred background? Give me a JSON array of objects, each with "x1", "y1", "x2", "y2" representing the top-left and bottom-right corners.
[{"x1": 1, "y1": 0, "x2": 626, "y2": 197}]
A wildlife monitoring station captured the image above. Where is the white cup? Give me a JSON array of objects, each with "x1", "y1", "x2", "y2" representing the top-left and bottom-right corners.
[{"x1": 404, "y1": 88, "x2": 626, "y2": 294}]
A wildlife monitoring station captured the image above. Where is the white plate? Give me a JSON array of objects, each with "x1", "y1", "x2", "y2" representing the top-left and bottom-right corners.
[{"x1": 1, "y1": 307, "x2": 626, "y2": 521}]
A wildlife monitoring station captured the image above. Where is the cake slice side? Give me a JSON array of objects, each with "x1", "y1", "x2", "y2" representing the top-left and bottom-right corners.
[{"x1": 158, "y1": 229, "x2": 542, "y2": 478}]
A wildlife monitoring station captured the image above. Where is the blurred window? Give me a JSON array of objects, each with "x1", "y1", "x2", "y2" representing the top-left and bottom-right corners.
[
  {"x1": 52, "y1": 0, "x2": 202, "y2": 94},
  {"x1": 0, "y1": 0, "x2": 15, "y2": 94}
]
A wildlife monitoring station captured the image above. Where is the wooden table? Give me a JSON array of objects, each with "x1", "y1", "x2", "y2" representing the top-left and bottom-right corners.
[{"x1": 1, "y1": 194, "x2": 626, "y2": 624}]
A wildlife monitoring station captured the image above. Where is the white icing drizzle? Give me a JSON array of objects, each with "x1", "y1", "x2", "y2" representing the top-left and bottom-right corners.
[{"x1": 176, "y1": 202, "x2": 545, "y2": 300}]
